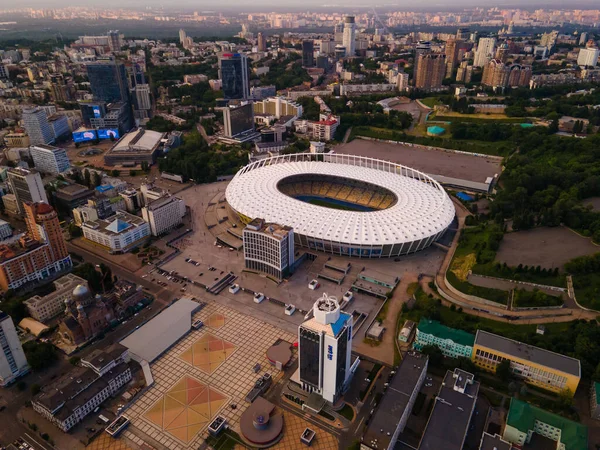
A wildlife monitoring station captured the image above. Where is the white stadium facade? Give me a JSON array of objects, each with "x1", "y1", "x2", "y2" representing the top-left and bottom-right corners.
[{"x1": 226, "y1": 153, "x2": 455, "y2": 258}]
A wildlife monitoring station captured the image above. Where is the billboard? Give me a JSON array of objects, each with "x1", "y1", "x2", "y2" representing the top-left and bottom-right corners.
[
  {"x1": 97, "y1": 129, "x2": 119, "y2": 140},
  {"x1": 92, "y1": 105, "x2": 102, "y2": 118},
  {"x1": 73, "y1": 130, "x2": 97, "y2": 143}
]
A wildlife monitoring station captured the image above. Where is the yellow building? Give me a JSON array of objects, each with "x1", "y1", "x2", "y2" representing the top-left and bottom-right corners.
[{"x1": 472, "y1": 330, "x2": 580, "y2": 394}]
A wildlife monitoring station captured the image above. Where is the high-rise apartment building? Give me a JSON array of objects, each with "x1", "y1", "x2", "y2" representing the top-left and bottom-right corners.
[
  {"x1": 298, "y1": 293, "x2": 354, "y2": 403},
  {"x1": 482, "y1": 60, "x2": 532, "y2": 89},
  {"x1": 0, "y1": 311, "x2": 29, "y2": 386},
  {"x1": 0, "y1": 202, "x2": 72, "y2": 291},
  {"x1": 219, "y1": 53, "x2": 249, "y2": 100},
  {"x1": 86, "y1": 60, "x2": 130, "y2": 104},
  {"x1": 22, "y1": 107, "x2": 54, "y2": 145},
  {"x1": 179, "y1": 29, "x2": 187, "y2": 45},
  {"x1": 415, "y1": 54, "x2": 446, "y2": 90},
  {"x1": 445, "y1": 38, "x2": 461, "y2": 78},
  {"x1": 342, "y1": 16, "x2": 356, "y2": 57},
  {"x1": 107, "y1": 30, "x2": 123, "y2": 52},
  {"x1": 474, "y1": 37, "x2": 497, "y2": 68},
  {"x1": 243, "y1": 219, "x2": 294, "y2": 281},
  {"x1": 302, "y1": 40, "x2": 315, "y2": 67},
  {"x1": 577, "y1": 47, "x2": 599, "y2": 67},
  {"x1": 30, "y1": 144, "x2": 71, "y2": 175},
  {"x1": 413, "y1": 41, "x2": 431, "y2": 82},
  {"x1": 7, "y1": 167, "x2": 48, "y2": 214}
]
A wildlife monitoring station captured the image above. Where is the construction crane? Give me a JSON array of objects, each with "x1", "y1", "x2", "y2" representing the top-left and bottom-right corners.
[{"x1": 371, "y1": 7, "x2": 389, "y2": 35}]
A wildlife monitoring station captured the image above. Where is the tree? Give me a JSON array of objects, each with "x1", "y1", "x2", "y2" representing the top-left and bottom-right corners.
[
  {"x1": 496, "y1": 359, "x2": 512, "y2": 382},
  {"x1": 23, "y1": 341, "x2": 57, "y2": 371},
  {"x1": 129, "y1": 170, "x2": 138, "y2": 177},
  {"x1": 30, "y1": 383, "x2": 41, "y2": 395},
  {"x1": 83, "y1": 169, "x2": 91, "y2": 187},
  {"x1": 141, "y1": 161, "x2": 150, "y2": 173},
  {"x1": 67, "y1": 222, "x2": 82, "y2": 238},
  {"x1": 420, "y1": 344, "x2": 444, "y2": 368}
]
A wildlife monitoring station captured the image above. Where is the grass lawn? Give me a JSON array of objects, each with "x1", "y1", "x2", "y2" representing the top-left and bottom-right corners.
[
  {"x1": 419, "y1": 97, "x2": 441, "y2": 108},
  {"x1": 512, "y1": 288, "x2": 563, "y2": 308},
  {"x1": 572, "y1": 274, "x2": 600, "y2": 311},
  {"x1": 305, "y1": 197, "x2": 368, "y2": 212}
]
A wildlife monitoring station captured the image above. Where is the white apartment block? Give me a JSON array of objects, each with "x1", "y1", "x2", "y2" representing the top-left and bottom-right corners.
[
  {"x1": 30, "y1": 144, "x2": 71, "y2": 175},
  {"x1": 141, "y1": 195, "x2": 186, "y2": 236},
  {"x1": 578, "y1": 47, "x2": 599, "y2": 67},
  {"x1": 82, "y1": 211, "x2": 150, "y2": 254},
  {"x1": 0, "y1": 311, "x2": 30, "y2": 386},
  {"x1": 24, "y1": 274, "x2": 88, "y2": 323},
  {"x1": 243, "y1": 219, "x2": 294, "y2": 281},
  {"x1": 474, "y1": 37, "x2": 497, "y2": 68}
]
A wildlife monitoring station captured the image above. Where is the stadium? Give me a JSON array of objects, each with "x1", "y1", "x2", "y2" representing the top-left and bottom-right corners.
[{"x1": 225, "y1": 153, "x2": 455, "y2": 258}]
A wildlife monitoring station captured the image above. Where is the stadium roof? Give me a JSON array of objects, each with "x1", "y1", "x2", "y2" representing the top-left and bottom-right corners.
[
  {"x1": 506, "y1": 398, "x2": 587, "y2": 450},
  {"x1": 226, "y1": 153, "x2": 455, "y2": 249},
  {"x1": 474, "y1": 330, "x2": 581, "y2": 377},
  {"x1": 120, "y1": 298, "x2": 200, "y2": 362}
]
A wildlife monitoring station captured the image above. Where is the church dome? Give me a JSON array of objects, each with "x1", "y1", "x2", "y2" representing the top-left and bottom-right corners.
[{"x1": 72, "y1": 284, "x2": 90, "y2": 299}]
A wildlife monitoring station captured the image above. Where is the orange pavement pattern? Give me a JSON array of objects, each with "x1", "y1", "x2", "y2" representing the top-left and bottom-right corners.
[
  {"x1": 206, "y1": 312, "x2": 226, "y2": 329},
  {"x1": 86, "y1": 434, "x2": 132, "y2": 450},
  {"x1": 143, "y1": 375, "x2": 228, "y2": 444},
  {"x1": 179, "y1": 333, "x2": 236, "y2": 374}
]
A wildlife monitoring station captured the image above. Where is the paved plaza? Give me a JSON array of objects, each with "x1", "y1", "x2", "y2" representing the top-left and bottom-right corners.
[{"x1": 121, "y1": 302, "x2": 297, "y2": 449}]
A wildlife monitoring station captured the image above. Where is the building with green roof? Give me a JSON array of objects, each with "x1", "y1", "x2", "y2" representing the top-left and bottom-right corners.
[
  {"x1": 590, "y1": 382, "x2": 600, "y2": 420},
  {"x1": 413, "y1": 318, "x2": 475, "y2": 359},
  {"x1": 503, "y1": 398, "x2": 588, "y2": 450}
]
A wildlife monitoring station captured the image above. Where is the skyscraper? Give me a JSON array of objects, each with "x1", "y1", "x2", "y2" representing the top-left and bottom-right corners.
[
  {"x1": 179, "y1": 29, "x2": 187, "y2": 45},
  {"x1": 107, "y1": 30, "x2": 122, "y2": 52},
  {"x1": 445, "y1": 38, "x2": 460, "y2": 78},
  {"x1": 302, "y1": 40, "x2": 315, "y2": 67},
  {"x1": 257, "y1": 32, "x2": 267, "y2": 52},
  {"x1": 7, "y1": 167, "x2": 48, "y2": 214},
  {"x1": 298, "y1": 293, "x2": 353, "y2": 403},
  {"x1": 413, "y1": 41, "x2": 431, "y2": 83},
  {"x1": 474, "y1": 37, "x2": 497, "y2": 68},
  {"x1": 22, "y1": 107, "x2": 54, "y2": 145},
  {"x1": 0, "y1": 311, "x2": 29, "y2": 386},
  {"x1": 342, "y1": 16, "x2": 356, "y2": 57},
  {"x1": 415, "y1": 54, "x2": 446, "y2": 90},
  {"x1": 219, "y1": 53, "x2": 249, "y2": 100},
  {"x1": 86, "y1": 60, "x2": 130, "y2": 104}
]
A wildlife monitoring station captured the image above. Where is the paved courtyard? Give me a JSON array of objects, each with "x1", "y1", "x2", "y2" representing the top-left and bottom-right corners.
[{"x1": 121, "y1": 302, "x2": 296, "y2": 449}]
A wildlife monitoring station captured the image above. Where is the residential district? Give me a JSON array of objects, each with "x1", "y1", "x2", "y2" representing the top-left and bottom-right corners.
[{"x1": 0, "y1": 5, "x2": 599, "y2": 450}]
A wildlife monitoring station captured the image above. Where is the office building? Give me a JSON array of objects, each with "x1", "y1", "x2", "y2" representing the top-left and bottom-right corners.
[
  {"x1": 141, "y1": 195, "x2": 186, "y2": 236},
  {"x1": 361, "y1": 353, "x2": 427, "y2": 450},
  {"x1": 474, "y1": 37, "x2": 496, "y2": 67},
  {"x1": 0, "y1": 202, "x2": 72, "y2": 291},
  {"x1": 107, "y1": 30, "x2": 123, "y2": 52},
  {"x1": 342, "y1": 16, "x2": 356, "y2": 57},
  {"x1": 415, "y1": 54, "x2": 446, "y2": 90},
  {"x1": 33, "y1": 344, "x2": 131, "y2": 431},
  {"x1": 103, "y1": 128, "x2": 164, "y2": 166},
  {"x1": 298, "y1": 293, "x2": 354, "y2": 404},
  {"x1": 30, "y1": 144, "x2": 70, "y2": 175},
  {"x1": 0, "y1": 311, "x2": 29, "y2": 386},
  {"x1": 503, "y1": 398, "x2": 587, "y2": 449},
  {"x1": 82, "y1": 211, "x2": 149, "y2": 254},
  {"x1": 578, "y1": 47, "x2": 599, "y2": 67},
  {"x1": 219, "y1": 53, "x2": 249, "y2": 100},
  {"x1": 133, "y1": 84, "x2": 152, "y2": 114},
  {"x1": 48, "y1": 115, "x2": 70, "y2": 141},
  {"x1": 79, "y1": 101, "x2": 132, "y2": 136},
  {"x1": 413, "y1": 318, "x2": 475, "y2": 359},
  {"x1": 243, "y1": 218, "x2": 294, "y2": 281},
  {"x1": 302, "y1": 40, "x2": 315, "y2": 67},
  {"x1": 87, "y1": 60, "x2": 130, "y2": 104},
  {"x1": 472, "y1": 330, "x2": 581, "y2": 394},
  {"x1": 222, "y1": 103, "x2": 258, "y2": 143},
  {"x1": 418, "y1": 369, "x2": 480, "y2": 450},
  {"x1": 7, "y1": 167, "x2": 48, "y2": 214},
  {"x1": 257, "y1": 32, "x2": 267, "y2": 52},
  {"x1": 24, "y1": 274, "x2": 87, "y2": 323},
  {"x1": 120, "y1": 188, "x2": 144, "y2": 213},
  {"x1": 22, "y1": 107, "x2": 54, "y2": 145}
]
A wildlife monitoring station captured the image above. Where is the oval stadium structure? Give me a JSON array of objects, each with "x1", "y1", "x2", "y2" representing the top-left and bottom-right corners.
[{"x1": 226, "y1": 153, "x2": 455, "y2": 258}]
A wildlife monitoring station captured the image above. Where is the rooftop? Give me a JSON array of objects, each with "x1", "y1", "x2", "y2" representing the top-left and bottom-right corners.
[
  {"x1": 301, "y1": 310, "x2": 352, "y2": 338},
  {"x1": 244, "y1": 218, "x2": 292, "y2": 240},
  {"x1": 506, "y1": 398, "x2": 587, "y2": 450},
  {"x1": 418, "y1": 318, "x2": 475, "y2": 347},
  {"x1": 419, "y1": 369, "x2": 480, "y2": 450},
  {"x1": 479, "y1": 432, "x2": 512, "y2": 450},
  {"x1": 362, "y1": 353, "x2": 428, "y2": 450},
  {"x1": 120, "y1": 298, "x2": 201, "y2": 362},
  {"x1": 145, "y1": 195, "x2": 183, "y2": 212},
  {"x1": 475, "y1": 330, "x2": 581, "y2": 377},
  {"x1": 83, "y1": 211, "x2": 147, "y2": 236},
  {"x1": 109, "y1": 129, "x2": 164, "y2": 154}
]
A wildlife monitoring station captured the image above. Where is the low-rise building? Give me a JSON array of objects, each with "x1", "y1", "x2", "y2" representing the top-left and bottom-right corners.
[
  {"x1": 398, "y1": 320, "x2": 416, "y2": 343},
  {"x1": 418, "y1": 369, "x2": 480, "y2": 450},
  {"x1": 54, "y1": 184, "x2": 96, "y2": 214},
  {"x1": 141, "y1": 195, "x2": 186, "y2": 236},
  {"x1": 361, "y1": 353, "x2": 428, "y2": 450},
  {"x1": 24, "y1": 273, "x2": 88, "y2": 323},
  {"x1": 3, "y1": 132, "x2": 30, "y2": 148},
  {"x1": 82, "y1": 211, "x2": 150, "y2": 254},
  {"x1": 32, "y1": 344, "x2": 132, "y2": 431},
  {"x1": 414, "y1": 318, "x2": 475, "y2": 359},
  {"x1": 472, "y1": 330, "x2": 581, "y2": 394},
  {"x1": 503, "y1": 398, "x2": 587, "y2": 449},
  {"x1": 104, "y1": 128, "x2": 164, "y2": 166}
]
